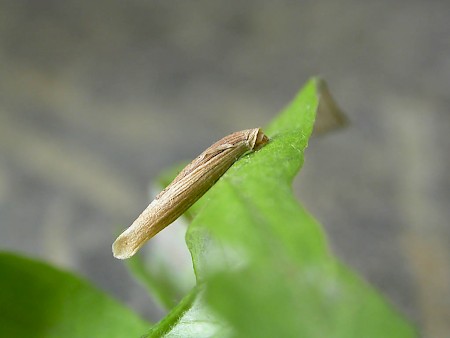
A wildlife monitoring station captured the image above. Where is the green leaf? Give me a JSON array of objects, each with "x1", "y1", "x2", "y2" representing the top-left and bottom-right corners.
[
  {"x1": 144, "y1": 287, "x2": 231, "y2": 338},
  {"x1": 151, "y1": 78, "x2": 417, "y2": 337},
  {"x1": 126, "y1": 244, "x2": 194, "y2": 311},
  {"x1": 0, "y1": 252, "x2": 149, "y2": 338}
]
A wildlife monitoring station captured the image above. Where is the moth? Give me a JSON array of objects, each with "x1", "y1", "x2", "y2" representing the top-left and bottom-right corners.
[{"x1": 112, "y1": 128, "x2": 269, "y2": 259}]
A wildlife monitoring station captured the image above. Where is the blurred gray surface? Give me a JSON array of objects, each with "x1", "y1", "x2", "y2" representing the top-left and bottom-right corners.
[{"x1": 1, "y1": 1, "x2": 449, "y2": 336}]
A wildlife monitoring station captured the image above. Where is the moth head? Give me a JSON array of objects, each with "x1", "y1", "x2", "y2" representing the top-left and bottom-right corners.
[{"x1": 252, "y1": 128, "x2": 269, "y2": 151}]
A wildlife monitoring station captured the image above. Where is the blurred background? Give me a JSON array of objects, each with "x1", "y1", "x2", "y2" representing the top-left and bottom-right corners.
[{"x1": 1, "y1": 1, "x2": 449, "y2": 337}]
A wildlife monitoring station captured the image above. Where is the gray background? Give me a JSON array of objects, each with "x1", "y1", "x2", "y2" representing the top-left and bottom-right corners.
[{"x1": 1, "y1": 1, "x2": 449, "y2": 337}]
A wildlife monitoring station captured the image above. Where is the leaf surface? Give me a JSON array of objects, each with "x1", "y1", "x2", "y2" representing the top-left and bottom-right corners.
[
  {"x1": 0, "y1": 252, "x2": 149, "y2": 338},
  {"x1": 151, "y1": 78, "x2": 416, "y2": 337}
]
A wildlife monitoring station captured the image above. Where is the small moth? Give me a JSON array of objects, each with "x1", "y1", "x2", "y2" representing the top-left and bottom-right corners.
[{"x1": 112, "y1": 128, "x2": 269, "y2": 259}]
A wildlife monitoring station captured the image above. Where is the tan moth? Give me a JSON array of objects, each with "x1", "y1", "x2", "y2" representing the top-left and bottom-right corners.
[{"x1": 112, "y1": 128, "x2": 269, "y2": 259}]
